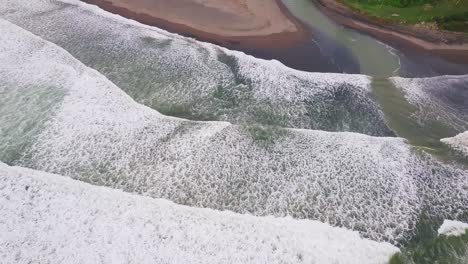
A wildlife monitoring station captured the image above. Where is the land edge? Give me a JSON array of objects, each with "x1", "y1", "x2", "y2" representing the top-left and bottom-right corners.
[
  {"x1": 79, "y1": 0, "x2": 312, "y2": 50},
  {"x1": 315, "y1": 0, "x2": 468, "y2": 65}
]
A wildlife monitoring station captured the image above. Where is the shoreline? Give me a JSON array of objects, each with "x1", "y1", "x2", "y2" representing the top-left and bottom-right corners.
[
  {"x1": 315, "y1": 0, "x2": 468, "y2": 65},
  {"x1": 80, "y1": 0, "x2": 310, "y2": 49},
  {"x1": 77, "y1": 0, "x2": 468, "y2": 74},
  {"x1": 79, "y1": 0, "x2": 343, "y2": 73}
]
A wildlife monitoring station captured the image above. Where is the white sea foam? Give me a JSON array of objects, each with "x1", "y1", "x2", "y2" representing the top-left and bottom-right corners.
[
  {"x1": 0, "y1": 17, "x2": 71, "y2": 163},
  {"x1": 438, "y1": 220, "x2": 468, "y2": 237},
  {"x1": 0, "y1": 162, "x2": 399, "y2": 264},
  {"x1": 0, "y1": 0, "x2": 393, "y2": 136},
  {"x1": 391, "y1": 75, "x2": 468, "y2": 132},
  {"x1": 441, "y1": 131, "x2": 468, "y2": 157},
  {"x1": 1, "y1": 18, "x2": 468, "y2": 245}
]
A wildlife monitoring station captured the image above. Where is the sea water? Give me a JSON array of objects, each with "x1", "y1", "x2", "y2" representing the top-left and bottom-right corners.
[{"x1": 1, "y1": 8, "x2": 467, "y2": 249}]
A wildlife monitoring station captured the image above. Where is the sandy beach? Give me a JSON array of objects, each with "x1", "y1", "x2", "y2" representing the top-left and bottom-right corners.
[
  {"x1": 101, "y1": 0, "x2": 297, "y2": 36},
  {"x1": 78, "y1": 0, "x2": 468, "y2": 74},
  {"x1": 79, "y1": 0, "x2": 343, "y2": 72},
  {"x1": 80, "y1": 0, "x2": 309, "y2": 49}
]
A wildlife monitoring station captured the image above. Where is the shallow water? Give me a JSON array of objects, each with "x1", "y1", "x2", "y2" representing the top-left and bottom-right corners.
[
  {"x1": 282, "y1": 0, "x2": 401, "y2": 77},
  {"x1": 281, "y1": 0, "x2": 468, "y2": 164},
  {"x1": 1, "y1": 6, "x2": 468, "y2": 248},
  {"x1": 0, "y1": 0, "x2": 395, "y2": 136},
  {"x1": 282, "y1": 0, "x2": 468, "y2": 77}
]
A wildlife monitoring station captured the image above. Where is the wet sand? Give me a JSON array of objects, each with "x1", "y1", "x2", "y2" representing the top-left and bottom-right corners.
[
  {"x1": 79, "y1": 0, "x2": 468, "y2": 75},
  {"x1": 90, "y1": 0, "x2": 298, "y2": 37},
  {"x1": 315, "y1": 0, "x2": 468, "y2": 66},
  {"x1": 80, "y1": 0, "x2": 342, "y2": 72},
  {"x1": 80, "y1": 0, "x2": 308, "y2": 49}
]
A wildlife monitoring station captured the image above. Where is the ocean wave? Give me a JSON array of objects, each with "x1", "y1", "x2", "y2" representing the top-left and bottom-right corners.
[
  {"x1": 0, "y1": 161, "x2": 399, "y2": 263},
  {"x1": 391, "y1": 75, "x2": 468, "y2": 133},
  {"x1": 0, "y1": 0, "x2": 393, "y2": 136},
  {"x1": 1, "y1": 18, "x2": 467, "y2": 244},
  {"x1": 441, "y1": 131, "x2": 468, "y2": 158}
]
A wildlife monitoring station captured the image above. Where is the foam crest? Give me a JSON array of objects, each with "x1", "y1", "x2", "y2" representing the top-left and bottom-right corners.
[
  {"x1": 0, "y1": 162, "x2": 399, "y2": 263},
  {"x1": 0, "y1": 0, "x2": 393, "y2": 136},
  {"x1": 0, "y1": 19, "x2": 69, "y2": 163},
  {"x1": 391, "y1": 75, "x2": 468, "y2": 133},
  {"x1": 1, "y1": 18, "x2": 468, "y2": 244},
  {"x1": 441, "y1": 131, "x2": 468, "y2": 157},
  {"x1": 438, "y1": 220, "x2": 468, "y2": 237}
]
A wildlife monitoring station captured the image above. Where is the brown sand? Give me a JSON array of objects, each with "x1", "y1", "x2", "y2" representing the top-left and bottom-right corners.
[
  {"x1": 315, "y1": 0, "x2": 468, "y2": 65},
  {"x1": 80, "y1": 0, "x2": 309, "y2": 49}
]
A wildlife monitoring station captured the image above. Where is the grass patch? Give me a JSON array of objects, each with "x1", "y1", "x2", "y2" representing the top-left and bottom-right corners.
[{"x1": 338, "y1": 0, "x2": 468, "y2": 32}]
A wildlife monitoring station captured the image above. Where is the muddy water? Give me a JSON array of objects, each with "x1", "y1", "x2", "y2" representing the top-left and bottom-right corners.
[
  {"x1": 370, "y1": 78, "x2": 468, "y2": 166},
  {"x1": 282, "y1": 0, "x2": 468, "y2": 78},
  {"x1": 282, "y1": 0, "x2": 468, "y2": 166},
  {"x1": 282, "y1": 0, "x2": 401, "y2": 77}
]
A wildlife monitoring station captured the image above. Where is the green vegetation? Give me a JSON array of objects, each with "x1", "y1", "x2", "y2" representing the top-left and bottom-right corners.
[{"x1": 338, "y1": 0, "x2": 468, "y2": 32}]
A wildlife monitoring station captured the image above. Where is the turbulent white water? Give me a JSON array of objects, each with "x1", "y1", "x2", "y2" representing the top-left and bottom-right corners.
[
  {"x1": 0, "y1": 161, "x2": 399, "y2": 263},
  {"x1": 391, "y1": 75, "x2": 468, "y2": 133},
  {"x1": 1, "y1": 16, "x2": 468, "y2": 249},
  {"x1": 438, "y1": 220, "x2": 468, "y2": 237},
  {"x1": 442, "y1": 131, "x2": 468, "y2": 157},
  {"x1": 0, "y1": 0, "x2": 395, "y2": 136}
]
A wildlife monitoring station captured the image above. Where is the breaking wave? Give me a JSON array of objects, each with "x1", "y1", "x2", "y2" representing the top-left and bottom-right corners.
[
  {"x1": 0, "y1": 0, "x2": 394, "y2": 136},
  {"x1": 1, "y1": 18, "x2": 467, "y2": 246},
  {"x1": 0, "y1": 161, "x2": 399, "y2": 263},
  {"x1": 442, "y1": 131, "x2": 468, "y2": 158},
  {"x1": 391, "y1": 75, "x2": 468, "y2": 133}
]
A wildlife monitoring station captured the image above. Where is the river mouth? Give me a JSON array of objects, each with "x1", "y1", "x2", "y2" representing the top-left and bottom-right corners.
[
  {"x1": 282, "y1": 0, "x2": 400, "y2": 77},
  {"x1": 36, "y1": 0, "x2": 468, "y2": 76},
  {"x1": 282, "y1": 0, "x2": 468, "y2": 78},
  {"x1": 282, "y1": 0, "x2": 468, "y2": 165},
  {"x1": 371, "y1": 77, "x2": 468, "y2": 167}
]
